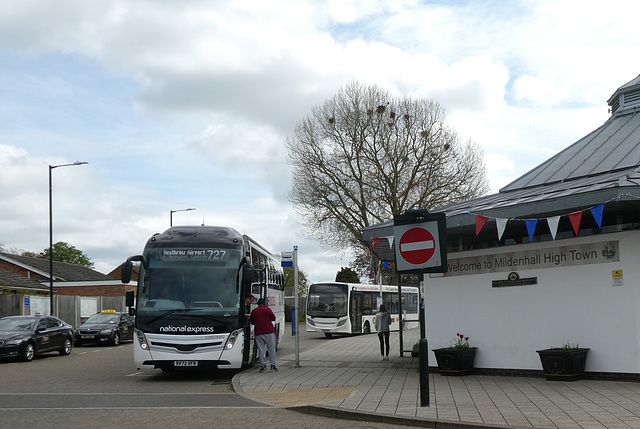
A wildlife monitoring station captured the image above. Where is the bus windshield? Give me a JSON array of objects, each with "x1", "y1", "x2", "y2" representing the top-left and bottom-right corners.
[
  {"x1": 307, "y1": 283, "x2": 348, "y2": 317},
  {"x1": 135, "y1": 248, "x2": 244, "y2": 332}
]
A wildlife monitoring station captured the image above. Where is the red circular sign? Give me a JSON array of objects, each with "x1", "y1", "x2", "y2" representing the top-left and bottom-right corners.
[{"x1": 399, "y1": 227, "x2": 436, "y2": 265}]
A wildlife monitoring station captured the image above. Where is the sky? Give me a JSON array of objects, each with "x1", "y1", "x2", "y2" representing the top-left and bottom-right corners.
[{"x1": 1, "y1": 0, "x2": 640, "y2": 284}]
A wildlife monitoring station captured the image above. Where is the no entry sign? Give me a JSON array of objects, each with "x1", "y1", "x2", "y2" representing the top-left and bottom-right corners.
[
  {"x1": 393, "y1": 215, "x2": 446, "y2": 273},
  {"x1": 398, "y1": 227, "x2": 436, "y2": 265}
]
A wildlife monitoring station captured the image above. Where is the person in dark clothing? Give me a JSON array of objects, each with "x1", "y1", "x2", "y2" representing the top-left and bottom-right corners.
[
  {"x1": 250, "y1": 298, "x2": 277, "y2": 373},
  {"x1": 244, "y1": 294, "x2": 255, "y2": 325}
]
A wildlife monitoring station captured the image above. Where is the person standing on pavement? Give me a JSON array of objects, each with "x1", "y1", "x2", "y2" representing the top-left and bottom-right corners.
[
  {"x1": 375, "y1": 304, "x2": 392, "y2": 360},
  {"x1": 250, "y1": 297, "x2": 278, "y2": 373}
]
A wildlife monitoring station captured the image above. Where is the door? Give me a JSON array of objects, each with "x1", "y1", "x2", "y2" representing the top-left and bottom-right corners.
[
  {"x1": 35, "y1": 318, "x2": 57, "y2": 353},
  {"x1": 120, "y1": 314, "x2": 134, "y2": 341},
  {"x1": 46, "y1": 317, "x2": 66, "y2": 350},
  {"x1": 351, "y1": 291, "x2": 363, "y2": 333}
]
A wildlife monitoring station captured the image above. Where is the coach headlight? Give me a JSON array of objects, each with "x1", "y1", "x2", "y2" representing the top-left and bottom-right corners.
[
  {"x1": 225, "y1": 328, "x2": 242, "y2": 350},
  {"x1": 337, "y1": 319, "x2": 346, "y2": 327},
  {"x1": 307, "y1": 318, "x2": 315, "y2": 326},
  {"x1": 136, "y1": 329, "x2": 148, "y2": 349}
]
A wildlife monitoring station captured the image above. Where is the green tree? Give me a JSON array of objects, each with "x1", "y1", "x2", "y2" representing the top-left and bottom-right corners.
[
  {"x1": 283, "y1": 266, "x2": 309, "y2": 297},
  {"x1": 41, "y1": 242, "x2": 94, "y2": 268},
  {"x1": 335, "y1": 266, "x2": 360, "y2": 283},
  {"x1": 286, "y1": 81, "x2": 489, "y2": 253}
]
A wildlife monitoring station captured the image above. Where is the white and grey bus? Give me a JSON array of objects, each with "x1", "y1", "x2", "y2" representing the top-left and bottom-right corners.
[
  {"x1": 121, "y1": 226, "x2": 284, "y2": 371},
  {"x1": 306, "y1": 282, "x2": 419, "y2": 338}
]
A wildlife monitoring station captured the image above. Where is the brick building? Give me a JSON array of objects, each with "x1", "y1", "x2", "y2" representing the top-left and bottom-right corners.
[{"x1": 0, "y1": 252, "x2": 134, "y2": 297}]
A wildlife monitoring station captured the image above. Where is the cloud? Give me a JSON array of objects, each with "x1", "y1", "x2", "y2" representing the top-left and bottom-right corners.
[{"x1": 2, "y1": 0, "x2": 640, "y2": 285}]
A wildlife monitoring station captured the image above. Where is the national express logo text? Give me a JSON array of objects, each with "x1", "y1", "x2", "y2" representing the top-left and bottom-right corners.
[{"x1": 159, "y1": 325, "x2": 217, "y2": 334}]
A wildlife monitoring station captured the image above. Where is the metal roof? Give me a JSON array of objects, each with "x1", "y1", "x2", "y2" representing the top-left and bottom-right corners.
[{"x1": 501, "y1": 112, "x2": 640, "y2": 192}]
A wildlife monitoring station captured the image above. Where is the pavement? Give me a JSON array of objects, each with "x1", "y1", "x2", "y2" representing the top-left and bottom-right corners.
[{"x1": 232, "y1": 327, "x2": 640, "y2": 428}]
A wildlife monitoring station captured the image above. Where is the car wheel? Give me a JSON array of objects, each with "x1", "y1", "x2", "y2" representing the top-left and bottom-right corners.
[
  {"x1": 111, "y1": 332, "x2": 120, "y2": 346},
  {"x1": 60, "y1": 337, "x2": 72, "y2": 356},
  {"x1": 22, "y1": 342, "x2": 35, "y2": 362},
  {"x1": 363, "y1": 322, "x2": 371, "y2": 334}
]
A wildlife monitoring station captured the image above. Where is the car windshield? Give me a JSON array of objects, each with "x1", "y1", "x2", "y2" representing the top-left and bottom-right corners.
[
  {"x1": 84, "y1": 313, "x2": 119, "y2": 324},
  {"x1": 0, "y1": 318, "x2": 36, "y2": 331}
]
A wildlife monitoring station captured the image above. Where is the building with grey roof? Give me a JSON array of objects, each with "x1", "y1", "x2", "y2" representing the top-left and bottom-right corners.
[
  {"x1": 0, "y1": 252, "x2": 133, "y2": 299},
  {"x1": 363, "y1": 74, "x2": 640, "y2": 379}
]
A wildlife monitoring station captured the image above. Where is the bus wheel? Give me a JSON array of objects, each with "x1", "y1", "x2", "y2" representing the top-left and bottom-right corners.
[
  {"x1": 363, "y1": 322, "x2": 371, "y2": 334},
  {"x1": 324, "y1": 332, "x2": 333, "y2": 339}
]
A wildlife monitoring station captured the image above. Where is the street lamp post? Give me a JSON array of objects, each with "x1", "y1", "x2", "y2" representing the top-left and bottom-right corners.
[
  {"x1": 49, "y1": 161, "x2": 88, "y2": 316},
  {"x1": 170, "y1": 207, "x2": 196, "y2": 227}
]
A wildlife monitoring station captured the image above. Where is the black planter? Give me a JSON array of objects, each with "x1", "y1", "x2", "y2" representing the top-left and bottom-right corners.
[
  {"x1": 432, "y1": 347, "x2": 477, "y2": 376},
  {"x1": 536, "y1": 348, "x2": 590, "y2": 381}
]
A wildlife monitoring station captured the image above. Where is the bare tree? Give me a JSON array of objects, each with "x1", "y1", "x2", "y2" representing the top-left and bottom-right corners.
[{"x1": 286, "y1": 81, "x2": 489, "y2": 252}]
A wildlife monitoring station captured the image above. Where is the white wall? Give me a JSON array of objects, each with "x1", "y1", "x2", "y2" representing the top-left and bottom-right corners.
[{"x1": 426, "y1": 230, "x2": 640, "y2": 374}]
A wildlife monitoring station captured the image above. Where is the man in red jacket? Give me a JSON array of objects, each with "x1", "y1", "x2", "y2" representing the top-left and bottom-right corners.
[{"x1": 250, "y1": 298, "x2": 277, "y2": 373}]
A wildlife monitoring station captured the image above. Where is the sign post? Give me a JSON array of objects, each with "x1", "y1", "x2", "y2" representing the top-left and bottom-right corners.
[
  {"x1": 393, "y1": 210, "x2": 447, "y2": 407},
  {"x1": 293, "y1": 246, "x2": 300, "y2": 367},
  {"x1": 281, "y1": 249, "x2": 299, "y2": 367}
]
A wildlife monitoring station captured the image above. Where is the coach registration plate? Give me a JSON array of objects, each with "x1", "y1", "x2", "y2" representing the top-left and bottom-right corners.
[{"x1": 174, "y1": 360, "x2": 198, "y2": 367}]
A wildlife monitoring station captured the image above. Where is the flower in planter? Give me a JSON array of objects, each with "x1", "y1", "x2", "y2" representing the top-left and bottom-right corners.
[
  {"x1": 444, "y1": 333, "x2": 470, "y2": 349},
  {"x1": 549, "y1": 341, "x2": 580, "y2": 350},
  {"x1": 433, "y1": 333, "x2": 477, "y2": 375}
]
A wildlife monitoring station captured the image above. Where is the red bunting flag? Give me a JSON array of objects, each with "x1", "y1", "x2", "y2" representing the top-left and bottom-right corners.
[
  {"x1": 476, "y1": 215, "x2": 488, "y2": 236},
  {"x1": 371, "y1": 237, "x2": 379, "y2": 252},
  {"x1": 568, "y1": 211, "x2": 582, "y2": 236}
]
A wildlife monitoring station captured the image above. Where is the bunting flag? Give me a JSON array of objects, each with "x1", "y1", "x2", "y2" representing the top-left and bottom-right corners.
[
  {"x1": 371, "y1": 237, "x2": 379, "y2": 252},
  {"x1": 590, "y1": 204, "x2": 604, "y2": 228},
  {"x1": 496, "y1": 218, "x2": 508, "y2": 241},
  {"x1": 547, "y1": 216, "x2": 561, "y2": 240},
  {"x1": 525, "y1": 219, "x2": 538, "y2": 242},
  {"x1": 467, "y1": 199, "x2": 611, "y2": 243},
  {"x1": 369, "y1": 199, "x2": 612, "y2": 253},
  {"x1": 568, "y1": 211, "x2": 582, "y2": 236},
  {"x1": 476, "y1": 215, "x2": 488, "y2": 236}
]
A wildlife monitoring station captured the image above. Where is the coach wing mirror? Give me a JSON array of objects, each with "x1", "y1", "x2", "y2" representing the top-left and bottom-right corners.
[
  {"x1": 239, "y1": 256, "x2": 254, "y2": 293},
  {"x1": 121, "y1": 255, "x2": 146, "y2": 284}
]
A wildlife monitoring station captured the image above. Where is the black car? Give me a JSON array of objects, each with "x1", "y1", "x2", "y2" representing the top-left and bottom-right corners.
[
  {"x1": 75, "y1": 310, "x2": 134, "y2": 346},
  {"x1": 0, "y1": 315, "x2": 74, "y2": 362}
]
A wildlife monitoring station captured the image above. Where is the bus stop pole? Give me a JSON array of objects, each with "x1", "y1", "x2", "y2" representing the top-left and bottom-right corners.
[
  {"x1": 293, "y1": 245, "x2": 300, "y2": 367},
  {"x1": 398, "y1": 283, "x2": 404, "y2": 357},
  {"x1": 419, "y1": 269, "x2": 429, "y2": 406}
]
